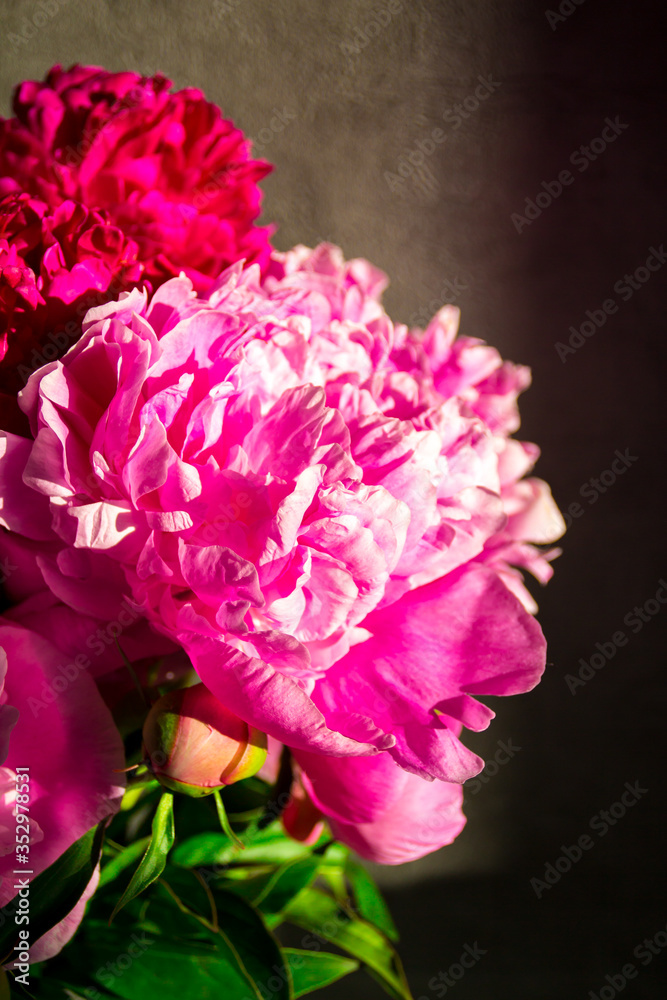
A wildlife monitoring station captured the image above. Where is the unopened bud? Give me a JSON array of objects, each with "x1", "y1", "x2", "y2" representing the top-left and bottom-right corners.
[{"x1": 142, "y1": 684, "x2": 267, "y2": 797}]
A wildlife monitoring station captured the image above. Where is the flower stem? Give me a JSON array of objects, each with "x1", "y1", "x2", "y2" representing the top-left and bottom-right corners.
[{"x1": 213, "y1": 788, "x2": 244, "y2": 849}]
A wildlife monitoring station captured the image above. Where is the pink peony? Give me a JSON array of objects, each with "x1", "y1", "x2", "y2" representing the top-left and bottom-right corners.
[
  {"x1": 27, "y1": 868, "x2": 101, "y2": 963},
  {"x1": 0, "y1": 244, "x2": 564, "y2": 813},
  {"x1": 0, "y1": 523, "x2": 181, "y2": 691},
  {"x1": 0, "y1": 64, "x2": 273, "y2": 292},
  {"x1": 292, "y1": 750, "x2": 466, "y2": 865},
  {"x1": 0, "y1": 620, "x2": 125, "y2": 958}
]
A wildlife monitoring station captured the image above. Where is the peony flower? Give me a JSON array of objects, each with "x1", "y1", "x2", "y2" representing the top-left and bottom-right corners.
[
  {"x1": 273, "y1": 730, "x2": 464, "y2": 862},
  {"x1": 27, "y1": 868, "x2": 101, "y2": 964},
  {"x1": 0, "y1": 64, "x2": 273, "y2": 292},
  {"x1": 0, "y1": 190, "x2": 143, "y2": 433},
  {"x1": 0, "y1": 244, "x2": 564, "y2": 812},
  {"x1": 0, "y1": 523, "x2": 181, "y2": 693},
  {"x1": 289, "y1": 750, "x2": 466, "y2": 865},
  {"x1": 0, "y1": 619, "x2": 125, "y2": 958}
]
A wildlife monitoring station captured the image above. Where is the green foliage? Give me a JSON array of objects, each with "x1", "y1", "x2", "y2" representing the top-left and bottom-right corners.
[
  {"x1": 109, "y1": 791, "x2": 175, "y2": 923},
  {"x1": 284, "y1": 949, "x2": 360, "y2": 997},
  {"x1": 19, "y1": 771, "x2": 412, "y2": 1000},
  {"x1": 98, "y1": 837, "x2": 151, "y2": 890},
  {"x1": 345, "y1": 854, "x2": 399, "y2": 942},
  {"x1": 283, "y1": 888, "x2": 412, "y2": 1000},
  {"x1": 0, "y1": 821, "x2": 105, "y2": 964}
]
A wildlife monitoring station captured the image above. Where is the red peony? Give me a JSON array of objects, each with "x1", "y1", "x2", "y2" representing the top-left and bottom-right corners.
[
  {"x1": 0, "y1": 65, "x2": 273, "y2": 292},
  {"x1": 0, "y1": 191, "x2": 142, "y2": 432}
]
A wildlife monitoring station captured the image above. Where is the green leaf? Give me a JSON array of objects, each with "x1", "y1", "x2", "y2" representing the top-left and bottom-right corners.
[
  {"x1": 155, "y1": 865, "x2": 220, "y2": 929},
  {"x1": 110, "y1": 791, "x2": 174, "y2": 923},
  {"x1": 284, "y1": 948, "x2": 359, "y2": 997},
  {"x1": 219, "y1": 854, "x2": 321, "y2": 915},
  {"x1": 89, "y1": 928, "x2": 250, "y2": 1000},
  {"x1": 283, "y1": 888, "x2": 413, "y2": 1000},
  {"x1": 318, "y1": 842, "x2": 348, "y2": 865},
  {"x1": 345, "y1": 856, "x2": 399, "y2": 941},
  {"x1": 98, "y1": 837, "x2": 150, "y2": 889},
  {"x1": 172, "y1": 822, "x2": 313, "y2": 868},
  {"x1": 120, "y1": 779, "x2": 161, "y2": 813},
  {"x1": 88, "y1": 888, "x2": 290, "y2": 1000},
  {"x1": 318, "y1": 866, "x2": 348, "y2": 903},
  {"x1": 250, "y1": 856, "x2": 320, "y2": 914},
  {"x1": 0, "y1": 822, "x2": 105, "y2": 963},
  {"x1": 214, "y1": 890, "x2": 291, "y2": 1000}
]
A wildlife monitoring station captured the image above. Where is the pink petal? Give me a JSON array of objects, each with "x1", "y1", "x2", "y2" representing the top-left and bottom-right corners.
[
  {"x1": 179, "y1": 633, "x2": 394, "y2": 758},
  {"x1": 311, "y1": 565, "x2": 546, "y2": 782}
]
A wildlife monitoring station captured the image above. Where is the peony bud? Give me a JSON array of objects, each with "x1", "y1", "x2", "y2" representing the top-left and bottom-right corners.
[{"x1": 142, "y1": 684, "x2": 267, "y2": 797}]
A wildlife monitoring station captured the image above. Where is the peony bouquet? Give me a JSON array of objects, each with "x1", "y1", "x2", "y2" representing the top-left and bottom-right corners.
[{"x1": 0, "y1": 65, "x2": 564, "y2": 999}]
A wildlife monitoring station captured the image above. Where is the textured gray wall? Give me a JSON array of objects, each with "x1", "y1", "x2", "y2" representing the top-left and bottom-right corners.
[
  {"x1": 1, "y1": 1, "x2": 664, "y2": 996},
  {"x1": 0, "y1": 0, "x2": 545, "y2": 884},
  {"x1": 0, "y1": 0, "x2": 542, "y2": 348}
]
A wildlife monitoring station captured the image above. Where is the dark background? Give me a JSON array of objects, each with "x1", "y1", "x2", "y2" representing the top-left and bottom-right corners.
[{"x1": 1, "y1": 0, "x2": 665, "y2": 996}]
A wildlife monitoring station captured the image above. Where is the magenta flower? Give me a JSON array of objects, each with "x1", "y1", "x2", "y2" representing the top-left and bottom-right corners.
[
  {"x1": 0, "y1": 244, "x2": 564, "y2": 807},
  {"x1": 292, "y1": 749, "x2": 466, "y2": 865},
  {"x1": 0, "y1": 620, "x2": 125, "y2": 958},
  {"x1": 0, "y1": 64, "x2": 274, "y2": 432},
  {"x1": 0, "y1": 64, "x2": 273, "y2": 292},
  {"x1": 0, "y1": 190, "x2": 142, "y2": 431}
]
